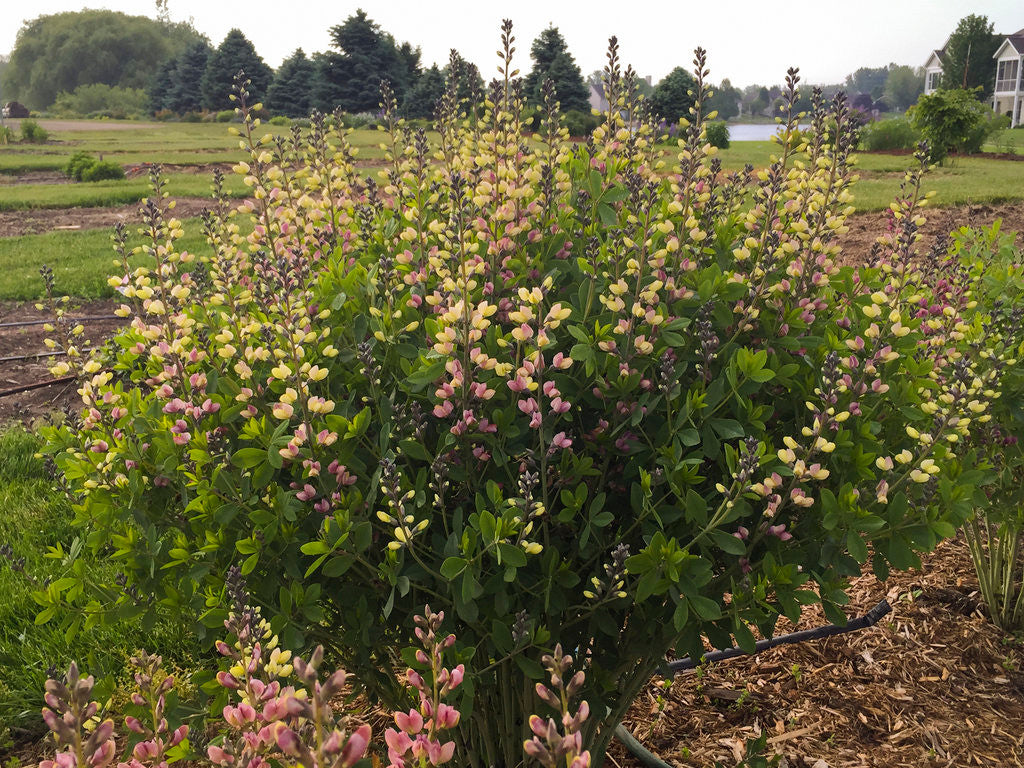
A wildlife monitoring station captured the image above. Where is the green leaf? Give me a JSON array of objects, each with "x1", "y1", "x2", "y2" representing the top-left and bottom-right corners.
[
  {"x1": 440, "y1": 557, "x2": 468, "y2": 580},
  {"x1": 709, "y1": 529, "x2": 747, "y2": 555},
  {"x1": 689, "y1": 594, "x2": 722, "y2": 620},
  {"x1": 496, "y1": 543, "x2": 527, "y2": 567},
  {"x1": 230, "y1": 447, "x2": 266, "y2": 469},
  {"x1": 514, "y1": 654, "x2": 546, "y2": 680},
  {"x1": 846, "y1": 530, "x2": 868, "y2": 564}
]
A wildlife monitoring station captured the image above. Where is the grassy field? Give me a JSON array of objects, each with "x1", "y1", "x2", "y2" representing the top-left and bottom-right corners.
[
  {"x1": 0, "y1": 218, "x2": 221, "y2": 300},
  {"x1": 0, "y1": 120, "x2": 386, "y2": 174},
  {"x1": 0, "y1": 171, "x2": 249, "y2": 211},
  {"x1": 0, "y1": 427, "x2": 199, "y2": 736}
]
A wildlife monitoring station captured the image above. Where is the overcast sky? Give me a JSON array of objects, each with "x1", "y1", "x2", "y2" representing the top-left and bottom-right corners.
[{"x1": 2, "y1": 1, "x2": 1022, "y2": 87}]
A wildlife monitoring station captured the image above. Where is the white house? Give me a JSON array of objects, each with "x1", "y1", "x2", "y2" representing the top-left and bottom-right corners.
[
  {"x1": 924, "y1": 27, "x2": 1024, "y2": 126},
  {"x1": 923, "y1": 48, "x2": 945, "y2": 94},
  {"x1": 992, "y1": 28, "x2": 1023, "y2": 127}
]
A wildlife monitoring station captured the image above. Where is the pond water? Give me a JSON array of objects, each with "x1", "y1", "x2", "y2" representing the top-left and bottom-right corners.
[{"x1": 727, "y1": 123, "x2": 810, "y2": 141}]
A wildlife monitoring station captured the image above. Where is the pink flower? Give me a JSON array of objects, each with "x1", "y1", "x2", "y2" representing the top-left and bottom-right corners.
[{"x1": 551, "y1": 431, "x2": 572, "y2": 450}]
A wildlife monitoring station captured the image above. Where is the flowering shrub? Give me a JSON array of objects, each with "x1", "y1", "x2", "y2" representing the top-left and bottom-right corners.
[{"x1": 38, "y1": 25, "x2": 1010, "y2": 765}]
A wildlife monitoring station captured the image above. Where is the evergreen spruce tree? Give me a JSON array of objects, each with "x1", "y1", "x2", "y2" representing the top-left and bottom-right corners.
[
  {"x1": 402, "y1": 64, "x2": 445, "y2": 119},
  {"x1": 168, "y1": 41, "x2": 211, "y2": 114},
  {"x1": 316, "y1": 9, "x2": 413, "y2": 113},
  {"x1": 267, "y1": 48, "x2": 316, "y2": 117},
  {"x1": 523, "y1": 26, "x2": 589, "y2": 112},
  {"x1": 148, "y1": 57, "x2": 177, "y2": 113},
  {"x1": 200, "y1": 29, "x2": 273, "y2": 111}
]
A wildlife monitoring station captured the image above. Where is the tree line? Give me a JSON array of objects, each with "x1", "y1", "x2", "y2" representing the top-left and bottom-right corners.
[{"x1": 0, "y1": 9, "x2": 1001, "y2": 123}]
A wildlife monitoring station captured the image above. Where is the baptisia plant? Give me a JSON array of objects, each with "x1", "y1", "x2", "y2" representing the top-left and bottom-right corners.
[{"x1": 39, "y1": 24, "x2": 1006, "y2": 766}]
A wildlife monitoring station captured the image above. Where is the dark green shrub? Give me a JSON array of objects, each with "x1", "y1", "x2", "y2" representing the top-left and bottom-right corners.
[
  {"x1": 859, "y1": 117, "x2": 920, "y2": 151},
  {"x1": 40, "y1": 40, "x2": 1000, "y2": 767},
  {"x1": 0, "y1": 125, "x2": 14, "y2": 145},
  {"x1": 268, "y1": 115, "x2": 290, "y2": 126},
  {"x1": 19, "y1": 119, "x2": 49, "y2": 143},
  {"x1": 563, "y1": 108, "x2": 599, "y2": 137},
  {"x1": 181, "y1": 111, "x2": 203, "y2": 123},
  {"x1": 705, "y1": 120, "x2": 730, "y2": 148},
  {"x1": 79, "y1": 160, "x2": 125, "y2": 182},
  {"x1": 216, "y1": 110, "x2": 237, "y2": 122},
  {"x1": 64, "y1": 151, "x2": 97, "y2": 181}
]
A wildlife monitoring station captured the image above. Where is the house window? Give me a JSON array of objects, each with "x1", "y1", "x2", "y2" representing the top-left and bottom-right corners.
[
  {"x1": 996, "y1": 59, "x2": 1020, "y2": 92},
  {"x1": 926, "y1": 71, "x2": 941, "y2": 91}
]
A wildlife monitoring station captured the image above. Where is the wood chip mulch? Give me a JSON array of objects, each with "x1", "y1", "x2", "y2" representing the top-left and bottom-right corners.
[{"x1": 609, "y1": 535, "x2": 1024, "y2": 768}]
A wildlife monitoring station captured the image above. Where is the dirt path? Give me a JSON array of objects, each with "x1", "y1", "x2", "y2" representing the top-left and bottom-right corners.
[{"x1": 0, "y1": 197, "x2": 216, "y2": 237}]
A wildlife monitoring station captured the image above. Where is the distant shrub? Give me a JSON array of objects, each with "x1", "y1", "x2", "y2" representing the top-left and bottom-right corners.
[
  {"x1": 0, "y1": 125, "x2": 14, "y2": 145},
  {"x1": 859, "y1": 117, "x2": 920, "y2": 151},
  {"x1": 291, "y1": 117, "x2": 312, "y2": 128},
  {"x1": 268, "y1": 115, "x2": 290, "y2": 126},
  {"x1": 51, "y1": 84, "x2": 148, "y2": 119},
  {"x1": 563, "y1": 109, "x2": 599, "y2": 137},
  {"x1": 216, "y1": 109, "x2": 237, "y2": 122},
  {"x1": 152, "y1": 109, "x2": 175, "y2": 121},
  {"x1": 705, "y1": 120, "x2": 730, "y2": 148},
  {"x1": 80, "y1": 159, "x2": 125, "y2": 182},
  {"x1": 64, "y1": 151, "x2": 98, "y2": 181},
  {"x1": 181, "y1": 111, "x2": 203, "y2": 123},
  {"x1": 19, "y1": 119, "x2": 49, "y2": 143},
  {"x1": 909, "y1": 88, "x2": 1002, "y2": 162}
]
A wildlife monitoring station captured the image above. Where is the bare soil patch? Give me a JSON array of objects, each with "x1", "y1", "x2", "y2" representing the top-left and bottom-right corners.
[
  {"x1": 0, "y1": 299, "x2": 124, "y2": 426},
  {"x1": 0, "y1": 171, "x2": 70, "y2": 186},
  {"x1": 612, "y1": 535, "x2": 1024, "y2": 768},
  {"x1": 0, "y1": 197, "x2": 215, "y2": 237},
  {"x1": 836, "y1": 201, "x2": 1024, "y2": 265},
  {"x1": 4, "y1": 118, "x2": 164, "y2": 132}
]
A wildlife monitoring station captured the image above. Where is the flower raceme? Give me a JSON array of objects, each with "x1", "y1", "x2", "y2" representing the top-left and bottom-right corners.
[{"x1": 36, "y1": 25, "x2": 1020, "y2": 768}]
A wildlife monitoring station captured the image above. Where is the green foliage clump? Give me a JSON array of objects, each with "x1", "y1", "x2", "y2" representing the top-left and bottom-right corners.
[
  {"x1": 38, "y1": 35, "x2": 1010, "y2": 767},
  {"x1": 200, "y1": 29, "x2": 273, "y2": 112},
  {"x1": 650, "y1": 66, "x2": 697, "y2": 123},
  {"x1": 19, "y1": 119, "x2": 48, "y2": 143},
  {"x1": 80, "y1": 160, "x2": 125, "y2": 182},
  {"x1": 563, "y1": 109, "x2": 599, "y2": 137},
  {"x1": 883, "y1": 65, "x2": 925, "y2": 111},
  {"x1": 164, "y1": 41, "x2": 213, "y2": 114},
  {"x1": 1, "y1": 9, "x2": 204, "y2": 110},
  {"x1": 909, "y1": 89, "x2": 1002, "y2": 161},
  {"x1": 52, "y1": 83, "x2": 149, "y2": 118},
  {"x1": 705, "y1": 120, "x2": 730, "y2": 148},
  {"x1": 707, "y1": 79, "x2": 741, "y2": 121},
  {"x1": 268, "y1": 115, "x2": 290, "y2": 126},
  {"x1": 859, "y1": 117, "x2": 920, "y2": 151},
  {"x1": 64, "y1": 152, "x2": 125, "y2": 181},
  {"x1": 0, "y1": 125, "x2": 14, "y2": 145},
  {"x1": 955, "y1": 226, "x2": 1024, "y2": 632},
  {"x1": 216, "y1": 109, "x2": 238, "y2": 123},
  {"x1": 64, "y1": 150, "x2": 97, "y2": 181}
]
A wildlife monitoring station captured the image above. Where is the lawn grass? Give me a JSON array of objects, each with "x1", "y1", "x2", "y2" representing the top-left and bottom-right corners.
[
  {"x1": 0, "y1": 171, "x2": 248, "y2": 211},
  {"x1": 0, "y1": 427, "x2": 199, "y2": 737},
  {"x1": 0, "y1": 121, "x2": 386, "y2": 176},
  {"x1": 0, "y1": 217, "x2": 231, "y2": 300}
]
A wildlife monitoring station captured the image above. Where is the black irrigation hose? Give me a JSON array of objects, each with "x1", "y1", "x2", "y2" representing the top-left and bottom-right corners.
[
  {"x1": 0, "y1": 375, "x2": 76, "y2": 399},
  {"x1": 0, "y1": 347, "x2": 99, "y2": 364},
  {"x1": 614, "y1": 599, "x2": 892, "y2": 768},
  {"x1": 0, "y1": 315, "x2": 119, "y2": 330}
]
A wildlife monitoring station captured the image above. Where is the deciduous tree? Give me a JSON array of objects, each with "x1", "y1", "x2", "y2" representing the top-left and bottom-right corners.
[
  {"x1": 650, "y1": 66, "x2": 697, "y2": 123},
  {"x1": 2, "y1": 10, "x2": 203, "y2": 109},
  {"x1": 941, "y1": 14, "x2": 999, "y2": 97},
  {"x1": 884, "y1": 64, "x2": 924, "y2": 111}
]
